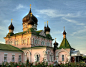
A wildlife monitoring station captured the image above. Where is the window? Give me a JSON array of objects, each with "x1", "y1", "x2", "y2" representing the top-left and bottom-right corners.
[
  {"x1": 33, "y1": 38, "x2": 34, "y2": 44},
  {"x1": 62, "y1": 55, "x2": 64, "y2": 61},
  {"x1": 22, "y1": 39, "x2": 26, "y2": 44},
  {"x1": 41, "y1": 41, "x2": 44, "y2": 45},
  {"x1": 4, "y1": 54, "x2": 7, "y2": 62},
  {"x1": 37, "y1": 55, "x2": 39, "y2": 62},
  {"x1": 19, "y1": 55, "x2": 21, "y2": 62},
  {"x1": 35, "y1": 40, "x2": 38, "y2": 44},
  {"x1": 12, "y1": 55, "x2": 15, "y2": 62},
  {"x1": 46, "y1": 43, "x2": 49, "y2": 46}
]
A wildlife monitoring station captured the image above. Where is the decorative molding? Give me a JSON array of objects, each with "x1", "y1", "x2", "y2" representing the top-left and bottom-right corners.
[{"x1": 39, "y1": 30, "x2": 46, "y2": 37}]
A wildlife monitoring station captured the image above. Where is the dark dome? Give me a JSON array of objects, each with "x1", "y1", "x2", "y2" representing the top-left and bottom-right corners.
[
  {"x1": 46, "y1": 25, "x2": 50, "y2": 32},
  {"x1": 54, "y1": 41, "x2": 58, "y2": 46},
  {"x1": 28, "y1": 18, "x2": 34, "y2": 25},
  {"x1": 8, "y1": 23, "x2": 14, "y2": 30},
  {"x1": 23, "y1": 8, "x2": 38, "y2": 25},
  {"x1": 63, "y1": 30, "x2": 66, "y2": 35}
]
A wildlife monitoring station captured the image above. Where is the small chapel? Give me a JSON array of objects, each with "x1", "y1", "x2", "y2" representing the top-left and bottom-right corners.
[{"x1": 0, "y1": 4, "x2": 81, "y2": 64}]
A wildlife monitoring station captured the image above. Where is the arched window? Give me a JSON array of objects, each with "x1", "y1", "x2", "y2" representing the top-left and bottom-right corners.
[
  {"x1": 37, "y1": 55, "x2": 39, "y2": 61},
  {"x1": 41, "y1": 41, "x2": 44, "y2": 45},
  {"x1": 46, "y1": 43, "x2": 49, "y2": 46},
  {"x1": 62, "y1": 55, "x2": 64, "y2": 61},
  {"x1": 33, "y1": 38, "x2": 34, "y2": 44},
  {"x1": 27, "y1": 38, "x2": 29, "y2": 45},
  {"x1": 22, "y1": 39, "x2": 26, "y2": 45},
  {"x1": 34, "y1": 53, "x2": 40, "y2": 62}
]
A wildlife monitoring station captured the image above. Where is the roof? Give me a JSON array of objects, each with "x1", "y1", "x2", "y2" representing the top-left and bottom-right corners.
[
  {"x1": 0, "y1": 43, "x2": 23, "y2": 52},
  {"x1": 59, "y1": 38, "x2": 71, "y2": 49},
  {"x1": 5, "y1": 28, "x2": 53, "y2": 40},
  {"x1": 8, "y1": 23, "x2": 14, "y2": 30},
  {"x1": 21, "y1": 46, "x2": 53, "y2": 50},
  {"x1": 23, "y1": 8, "x2": 38, "y2": 24}
]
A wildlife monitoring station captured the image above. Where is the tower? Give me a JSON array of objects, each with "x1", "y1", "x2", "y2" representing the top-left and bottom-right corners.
[
  {"x1": 8, "y1": 19, "x2": 14, "y2": 33},
  {"x1": 44, "y1": 22, "x2": 46, "y2": 33},
  {"x1": 22, "y1": 4, "x2": 38, "y2": 31},
  {"x1": 59, "y1": 27, "x2": 71, "y2": 49},
  {"x1": 45, "y1": 21, "x2": 50, "y2": 34},
  {"x1": 63, "y1": 27, "x2": 66, "y2": 38}
]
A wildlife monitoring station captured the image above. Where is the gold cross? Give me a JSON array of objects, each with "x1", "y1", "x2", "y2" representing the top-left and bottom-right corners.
[
  {"x1": 55, "y1": 38, "x2": 56, "y2": 41},
  {"x1": 30, "y1": 4, "x2": 31, "y2": 8},
  {"x1": 47, "y1": 21, "x2": 48, "y2": 24},
  {"x1": 64, "y1": 26, "x2": 65, "y2": 30},
  {"x1": 44, "y1": 22, "x2": 46, "y2": 25},
  {"x1": 11, "y1": 19, "x2": 13, "y2": 23}
]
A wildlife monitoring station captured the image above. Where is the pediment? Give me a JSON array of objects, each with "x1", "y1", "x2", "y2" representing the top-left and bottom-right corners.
[{"x1": 39, "y1": 30, "x2": 46, "y2": 37}]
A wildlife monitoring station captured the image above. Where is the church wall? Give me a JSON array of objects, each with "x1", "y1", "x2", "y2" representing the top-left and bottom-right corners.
[
  {"x1": 0, "y1": 50, "x2": 23, "y2": 64},
  {"x1": 46, "y1": 48, "x2": 54, "y2": 63},
  {"x1": 55, "y1": 49, "x2": 70, "y2": 63},
  {"x1": 23, "y1": 47, "x2": 46, "y2": 63},
  {"x1": 31, "y1": 35, "x2": 52, "y2": 47},
  {"x1": 4, "y1": 34, "x2": 32, "y2": 48}
]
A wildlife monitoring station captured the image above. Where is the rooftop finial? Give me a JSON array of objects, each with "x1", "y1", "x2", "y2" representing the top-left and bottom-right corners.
[
  {"x1": 47, "y1": 21, "x2": 48, "y2": 25},
  {"x1": 64, "y1": 26, "x2": 65, "y2": 30},
  {"x1": 44, "y1": 22, "x2": 46, "y2": 26},
  {"x1": 55, "y1": 38, "x2": 56, "y2": 41},
  {"x1": 11, "y1": 19, "x2": 13, "y2": 23},
  {"x1": 30, "y1": 4, "x2": 31, "y2": 9}
]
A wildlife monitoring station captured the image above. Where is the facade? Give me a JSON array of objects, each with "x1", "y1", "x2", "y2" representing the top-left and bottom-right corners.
[{"x1": 0, "y1": 5, "x2": 81, "y2": 64}]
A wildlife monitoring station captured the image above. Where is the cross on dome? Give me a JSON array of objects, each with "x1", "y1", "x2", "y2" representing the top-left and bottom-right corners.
[
  {"x1": 44, "y1": 22, "x2": 46, "y2": 26},
  {"x1": 30, "y1": 4, "x2": 31, "y2": 8},
  {"x1": 11, "y1": 19, "x2": 13, "y2": 23},
  {"x1": 55, "y1": 38, "x2": 56, "y2": 41},
  {"x1": 47, "y1": 21, "x2": 48, "y2": 24},
  {"x1": 64, "y1": 26, "x2": 65, "y2": 30}
]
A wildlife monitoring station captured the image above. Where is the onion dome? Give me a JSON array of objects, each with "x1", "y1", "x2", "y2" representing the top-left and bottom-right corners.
[
  {"x1": 53, "y1": 38, "x2": 58, "y2": 46},
  {"x1": 8, "y1": 22, "x2": 14, "y2": 30},
  {"x1": 63, "y1": 30, "x2": 66, "y2": 35},
  {"x1": 46, "y1": 25, "x2": 50, "y2": 32},
  {"x1": 45, "y1": 21, "x2": 50, "y2": 32},
  {"x1": 28, "y1": 18, "x2": 34, "y2": 25},
  {"x1": 54, "y1": 41, "x2": 58, "y2": 46},
  {"x1": 22, "y1": 8, "x2": 38, "y2": 25}
]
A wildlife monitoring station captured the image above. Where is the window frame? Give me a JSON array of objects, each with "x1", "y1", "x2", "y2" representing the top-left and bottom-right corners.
[
  {"x1": 4, "y1": 53, "x2": 7, "y2": 62},
  {"x1": 12, "y1": 54, "x2": 15, "y2": 62},
  {"x1": 62, "y1": 55, "x2": 64, "y2": 61}
]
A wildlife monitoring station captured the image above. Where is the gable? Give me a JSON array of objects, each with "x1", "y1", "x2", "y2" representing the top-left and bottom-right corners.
[
  {"x1": 59, "y1": 38, "x2": 71, "y2": 49},
  {"x1": 39, "y1": 30, "x2": 46, "y2": 37}
]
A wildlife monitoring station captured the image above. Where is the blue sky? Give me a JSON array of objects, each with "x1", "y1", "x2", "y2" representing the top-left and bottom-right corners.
[{"x1": 0, "y1": 0, "x2": 86, "y2": 54}]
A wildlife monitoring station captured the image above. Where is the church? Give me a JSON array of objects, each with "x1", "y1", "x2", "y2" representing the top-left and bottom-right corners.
[{"x1": 0, "y1": 4, "x2": 81, "y2": 64}]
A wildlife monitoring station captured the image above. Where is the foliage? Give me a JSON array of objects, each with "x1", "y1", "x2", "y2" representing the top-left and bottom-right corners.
[{"x1": 1, "y1": 62, "x2": 86, "y2": 67}]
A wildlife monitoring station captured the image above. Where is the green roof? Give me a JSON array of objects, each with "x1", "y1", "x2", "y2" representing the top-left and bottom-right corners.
[
  {"x1": 5, "y1": 28, "x2": 53, "y2": 40},
  {"x1": 21, "y1": 46, "x2": 53, "y2": 50},
  {"x1": 59, "y1": 38, "x2": 71, "y2": 49},
  {"x1": 0, "y1": 43, "x2": 23, "y2": 52}
]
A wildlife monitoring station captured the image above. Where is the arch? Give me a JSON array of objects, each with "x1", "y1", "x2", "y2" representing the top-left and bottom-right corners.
[
  {"x1": 34, "y1": 53, "x2": 40, "y2": 62},
  {"x1": 56, "y1": 49, "x2": 70, "y2": 57},
  {"x1": 24, "y1": 50, "x2": 31, "y2": 62}
]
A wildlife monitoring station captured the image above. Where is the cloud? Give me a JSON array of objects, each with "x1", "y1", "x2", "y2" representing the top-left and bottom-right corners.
[
  {"x1": 62, "y1": 17, "x2": 85, "y2": 25},
  {"x1": 13, "y1": 4, "x2": 26, "y2": 11},
  {"x1": 35, "y1": 15, "x2": 40, "y2": 18},
  {"x1": 0, "y1": 26, "x2": 5, "y2": 31},
  {"x1": 51, "y1": 30, "x2": 62, "y2": 35},
  {"x1": 71, "y1": 29, "x2": 86, "y2": 36},
  {"x1": 36, "y1": 9, "x2": 81, "y2": 18}
]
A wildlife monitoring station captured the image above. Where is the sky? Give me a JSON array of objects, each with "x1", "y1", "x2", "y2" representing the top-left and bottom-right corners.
[{"x1": 0, "y1": 0, "x2": 86, "y2": 54}]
